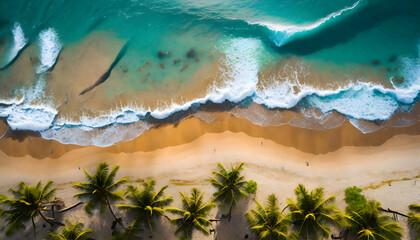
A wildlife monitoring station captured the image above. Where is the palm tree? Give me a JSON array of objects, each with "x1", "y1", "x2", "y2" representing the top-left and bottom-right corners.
[
  {"x1": 343, "y1": 200, "x2": 402, "y2": 240},
  {"x1": 48, "y1": 220, "x2": 92, "y2": 240},
  {"x1": 246, "y1": 194, "x2": 294, "y2": 240},
  {"x1": 210, "y1": 162, "x2": 247, "y2": 220},
  {"x1": 111, "y1": 223, "x2": 143, "y2": 240},
  {"x1": 116, "y1": 178, "x2": 173, "y2": 232},
  {"x1": 0, "y1": 181, "x2": 56, "y2": 238},
  {"x1": 166, "y1": 188, "x2": 216, "y2": 239},
  {"x1": 73, "y1": 162, "x2": 128, "y2": 225},
  {"x1": 287, "y1": 184, "x2": 339, "y2": 239},
  {"x1": 408, "y1": 204, "x2": 420, "y2": 239}
]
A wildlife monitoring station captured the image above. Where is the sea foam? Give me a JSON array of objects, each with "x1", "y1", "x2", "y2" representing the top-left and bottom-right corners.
[
  {"x1": 36, "y1": 28, "x2": 62, "y2": 74},
  {"x1": 0, "y1": 75, "x2": 58, "y2": 131},
  {"x1": 0, "y1": 37, "x2": 419, "y2": 146},
  {"x1": 6, "y1": 22, "x2": 28, "y2": 64}
]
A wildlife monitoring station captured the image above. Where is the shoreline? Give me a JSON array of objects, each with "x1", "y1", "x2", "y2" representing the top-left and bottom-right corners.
[{"x1": 1, "y1": 113, "x2": 420, "y2": 159}]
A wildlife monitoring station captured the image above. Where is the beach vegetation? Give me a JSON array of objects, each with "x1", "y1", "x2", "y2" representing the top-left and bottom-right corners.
[
  {"x1": 363, "y1": 175, "x2": 420, "y2": 190},
  {"x1": 73, "y1": 162, "x2": 128, "y2": 225},
  {"x1": 344, "y1": 186, "x2": 367, "y2": 213},
  {"x1": 116, "y1": 178, "x2": 173, "y2": 233},
  {"x1": 244, "y1": 180, "x2": 258, "y2": 195},
  {"x1": 246, "y1": 193, "x2": 295, "y2": 240},
  {"x1": 166, "y1": 188, "x2": 216, "y2": 240},
  {"x1": 0, "y1": 181, "x2": 56, "y2": 238},
  {"x1": 408, "y1": 204, "x2": 420, "y2": 239},
  {"x1": 48, "y1": 220, "x2": 92, "y2": 240},
  {"x1": 170, "y1": 179, "x2": 201, "y2": 186},
  {"x1": 342, "y1": 187, "x2": 403, "y2": 240},
  {"x1": 210, "y1": 162, "x2": 247, "y2": 220},
  {"x1": 287, "y1": 184, "x2": 340, "y2": 239}
]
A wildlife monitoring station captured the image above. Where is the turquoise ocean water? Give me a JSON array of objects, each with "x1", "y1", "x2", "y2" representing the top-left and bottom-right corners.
[{"x1": 0, "y1": 0, "x2": 419, "y2": 146}]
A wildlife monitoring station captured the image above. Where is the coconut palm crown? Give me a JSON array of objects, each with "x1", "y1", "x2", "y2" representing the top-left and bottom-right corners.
[
  {"x1": 408, "y1": 204, "x2": 420, "y2": 240},
  {"x1": 210, "y1": 162, "x2": 247, "y2": 219},
  {"x1": 48, "y1": 220, "x2": 92, "y2": 240},
  {"x1": 343, "y1": 200, "x2": 402, "y2": 240},
  {"x1": 117, "y1": 178, "x2": 173, "y2": 232},
  {"x1": 73, "y1": 162, "x2": 127, "y2": 223},
  {"x1": 166, "y1": 188, "x2": 216, "y2": 239},
  {"x1": 0, "y1": 181, "x2": 56, "y2": 238},
  {"x1": 287, "y1": 184, "x2": 339, "y2": 239},
  {"x1": 246, "y1": 194, "x2": 294, "y2": 240}
]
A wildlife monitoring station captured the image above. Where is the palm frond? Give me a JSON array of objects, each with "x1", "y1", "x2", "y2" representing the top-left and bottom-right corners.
[
  {"x1": 288, "y1": 184, "x2": 338, "y2": 239},
  {"x1": 118, "y1": 178, "x2": 173, "y2": 232},
  {"x1": 211, "y1": 162, "x2": 248, "y2": 214},
  {"x1": 0, "y1": 181, "x2": 57, "y2": 237},
  {"x1": 73, "y1": 162, "x2": 126, "y2": 221},
  {"x1": 247, "y1": 194, "x2": 291, "y2": 240},
  {"x1": 169, "y1": 188, "x2": 215, "y2": 239}
]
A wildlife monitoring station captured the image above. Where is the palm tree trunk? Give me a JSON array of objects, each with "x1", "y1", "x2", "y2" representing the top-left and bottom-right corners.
[
  {"x1": 31, "y1": 216, "x2": 37, "y2": 240},
  {"x1": 39, "y1": 211, "x2": 53, "y2": 227},
  {"x1": 57, "y1": 202, "x2": 83, "y2": 213},
  {"x1": 379, "y1": 207, "x2": 409, "y2": 218},
  {"x1": 106, "y1": 197, "x2": 123, "y2": 226}
]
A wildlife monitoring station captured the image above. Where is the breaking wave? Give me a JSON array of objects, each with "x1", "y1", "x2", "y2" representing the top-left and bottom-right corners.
[{"x1": 36, "y1": 28, "x2": 62, "y2": 74}]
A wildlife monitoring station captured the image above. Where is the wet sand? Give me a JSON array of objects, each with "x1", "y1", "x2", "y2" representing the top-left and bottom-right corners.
[{"x1": 1, "y1": 112, "x2": 420, "y2": 159}]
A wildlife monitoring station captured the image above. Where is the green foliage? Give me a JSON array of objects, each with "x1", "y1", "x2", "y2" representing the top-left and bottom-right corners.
[
  {"x1": 117, "y1": 178, "x2": 173, "y2": 232},
  {"x1": 246, "y1": 194, "x2": 294, "y2": 240},
  {"x1": 343, "y1": 200, "x2": 402, "y2": 240},
  {"x1": 166, "y1": 188, "x2": 215, "y2": 240},
  {"x1": 111, "y1": 223, "x2": 143, "y2": 240},
  {"x1": 244, "y1": 180, "x2": 258, "y2": 195},
  {"x1": 48, "y1": 220, "x2": 92, "y2": 240},
  {"x1": 344, "y1": 186, "x2": 367, "y2": 213},
  {"x1": 0, "y1": 181, "x2": 56, "y2": 237},
  {"x1": 410, "y1": 204, "x2": 420, "y2": 212},
  {"x1": 210, "y1": 163, "x2": 247, "y2": 212},
  {"x1": 409, "y1": 204, "x2": 420, "y2": 239},
  {"x1": 287, "y1": 184, "x2": 339, "y2": 239},
  {"x1": 73, "y1": 162, "x2": 127, "y2": 224}
]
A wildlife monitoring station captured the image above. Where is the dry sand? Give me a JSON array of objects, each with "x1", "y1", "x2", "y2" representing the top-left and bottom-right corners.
[{"x1": 0, "y1": 116, "x2": 419, "y2": 239}]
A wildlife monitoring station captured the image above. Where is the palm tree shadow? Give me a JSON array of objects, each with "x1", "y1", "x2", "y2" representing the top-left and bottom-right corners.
[
  {"x1": 5, "y1": 221, "x2": 48, "y2": 240},
  {"x1": 214, "y1": 199, "x2": 253, "y2": 240},
  {"x1": 408, "y1": 226, "x2": 419, "y2": 240},
  {"x1": 274, "y1": 1, "x2": 419, "y2": 56},
  {"x1": 138, "y1": 217, "x2": 177, "y2": 239},
  {"x1": 81, "y1": 209, "x2": 117, "y2": 239}
]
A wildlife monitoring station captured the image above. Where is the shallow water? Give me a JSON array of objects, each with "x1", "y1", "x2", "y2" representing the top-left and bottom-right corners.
[{"x1": 0, "y1": 0, "x2": 419, "y2": 146}]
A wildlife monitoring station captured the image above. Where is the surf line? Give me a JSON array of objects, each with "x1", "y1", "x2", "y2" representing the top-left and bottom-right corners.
[{"x1": 79, "y1": 40, "x2": 130, "y2": 95}]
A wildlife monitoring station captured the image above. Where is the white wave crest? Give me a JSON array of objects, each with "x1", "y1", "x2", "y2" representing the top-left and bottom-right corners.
[
  {"x1": 36, "y1": 28, "x2": 62, "y2": 74},
  {"x1": 5, "y1": 105, "x2": 57, "y2": 131},
  {"x1": 253, "y1": 1, "x2": 361, "y2": 46},
  {"x1": 0, "y1": 75, "x2": 58, "y2": 131},
  {"x1": 6, "y1": 22, "x2": 28, "y2": 64}
]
